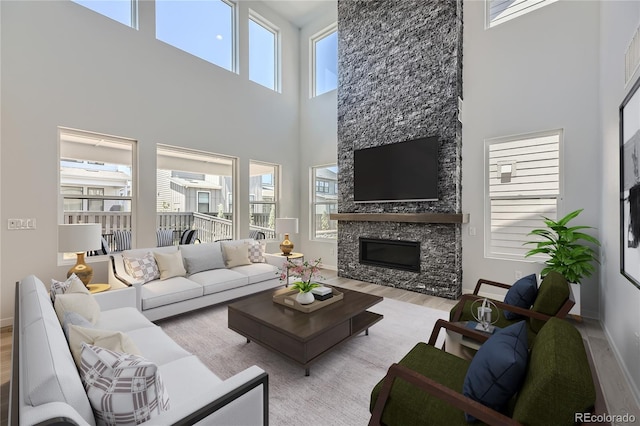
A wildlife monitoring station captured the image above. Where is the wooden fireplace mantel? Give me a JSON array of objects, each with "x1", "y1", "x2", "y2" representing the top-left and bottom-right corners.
[{"x1": 329, "y1": 213, "x2": 469, "y2": 224}]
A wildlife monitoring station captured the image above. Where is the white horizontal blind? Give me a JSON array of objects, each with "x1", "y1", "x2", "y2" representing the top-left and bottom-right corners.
[
  {"x1": 487, "y1": 131, "x2": 561, "y2": 259},
  {"x1": 486, "y1": 0, "x2": 558, "y2": 28}
]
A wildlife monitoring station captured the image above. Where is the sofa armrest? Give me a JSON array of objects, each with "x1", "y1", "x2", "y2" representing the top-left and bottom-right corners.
[
  {"x1": 427, "y1": 319, "x2": 490, "y2": 348},
  {"x1": 92, "y1": 286, "x2": 137, "y2": 310},
  {"x1": 369, "y1": 363, "x2": 521, "y2": 426},
  {"x1": 152, "y1": 366, "x2": 269, "y2": 426},
  {"x1": 264, "y1": 252, "x2": 287, "y2": 268},
  {"x1": 108, "y1": 254, "x2": 140, "y2": 287},
  {"x1": 20, "y1": 401, "x2": 93, "y2": 426}
]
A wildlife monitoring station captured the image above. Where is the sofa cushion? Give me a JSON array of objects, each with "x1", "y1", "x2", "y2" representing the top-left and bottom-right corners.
[
  {"x1": 463, "y1": 321, "x2": 529, "y2": 421},
  {"x1": 503, "y1": 274, "x2": 538, "y2": 320},
  {"x1": 221, "y1": 241, "x2": 252, "y2": 268},
  {"x1": 154, "y1": 251, "x2": 187, "y2": 280},
  {"x1": 122, "y1": 245, "x2": 177, "y2": 260},
  {"x1": 247, "y1": 239, "x2": 266, "y2": 263},
  {"x1": 123, "y1": 252, "x2": 160, "y2": 284},
  {"x1": 126, "y1": 326, "x2": 193, "y2": 366},
  {"x1": 54, "y1": 292, "x2": 101, "y2": 325},
  {"x1": 141, "y1": 277, "x2": 204, "y2": 310},
  {"x1": 179, "y1": 242, "x2": 225, "y2": 275},
  {"x1": 62, "y1": 311, "x2": 94, "y2": 339},
  {"x1": 158, "y1": 355, "x2": 223, "y2": 411},
  {"x1": 530, "y1": 271, "x2": 570, "y2": 333},
  {"x1": 95, "y1": 307, "x2": 157, "y2": 333},
  {"x1": 189, "y1": 268, "x2": 250, "y2": 295},
  {"x1": 80, "y1": 344, "x2": 170, "y2": 425},
  {"x1": 50, "y1": 273, "x2": 86, "y2": 303},
  {"x1": 231, "y1": 263, "x2": 279, "y2": 284},
  {"x1": 68, "y1": 325, "x2": 141, "y2": 367}
]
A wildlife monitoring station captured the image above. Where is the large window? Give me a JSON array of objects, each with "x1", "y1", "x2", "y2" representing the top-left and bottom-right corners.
[
  {"x1": 72, "y1": 0, "x2": 138, "y2": 28},
  {"x1": 59, "y1": 128, "x2": 135, "y2": 255},
  {"x1": 312, "y1": 165, "x2": 338, "y2": 240},
  {"x1": 156, "y1": 0, "x2": 236, "y2": 72},
  {"x1": 249, "y1": 11, "x2": 279, "y2": 91},
  {"x1": 485, "y1": 130, "x2": 562, "y2": 260},
  {"x1": 311, "y1": 24, "x2": 338, "y2": 97},
  {"x1": 157, "y1": 145, "x2": 236, "y2": 242},
  {"x1": 249, "y1": 161, "x2": 278, "y2": 239},
  {"x1": 486, "y1": 0, "x2": 558, "y2": 28}
]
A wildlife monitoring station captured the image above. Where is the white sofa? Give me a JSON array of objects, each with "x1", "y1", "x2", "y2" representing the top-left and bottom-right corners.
[
  {"x1": 10, "y1": 275, "x2": 269, "y2": 425},
  {"x1": 108, "y1": 239, "x2": 284, "y2": 321}
]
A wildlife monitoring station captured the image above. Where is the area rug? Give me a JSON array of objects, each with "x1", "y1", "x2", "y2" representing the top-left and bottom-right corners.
[{"x1": 157, "y1": 295, "x2": 449, "y2": 426}]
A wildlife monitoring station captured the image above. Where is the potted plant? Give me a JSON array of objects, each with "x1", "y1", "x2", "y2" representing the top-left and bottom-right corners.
[
  {"x1": 279, "y1": 258, "x2": 324, "y2": 305},
  {"x1": 524, "y1": 208, "x2": 600, "y2": 315}
]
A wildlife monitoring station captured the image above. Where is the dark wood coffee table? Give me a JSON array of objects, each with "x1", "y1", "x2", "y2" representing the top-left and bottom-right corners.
[{"x1": 228, "y1": 286, "x2": 383, "y2": 376}]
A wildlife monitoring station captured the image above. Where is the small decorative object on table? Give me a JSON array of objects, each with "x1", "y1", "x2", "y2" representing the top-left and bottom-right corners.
[{"x1": 277, "y1": 258, "x2": 324, "y2": 305}]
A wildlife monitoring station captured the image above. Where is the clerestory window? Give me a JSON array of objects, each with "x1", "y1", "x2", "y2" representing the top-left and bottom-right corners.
[
  {"x1": 72, "y1": 0, "x2": 138, "y2": 28},
  {"x1": 249, "y1": 11, "x2": 279, "y2": 91},
  {"x1": 311, "y1": 24, "x2": 338, "y2": 97}
]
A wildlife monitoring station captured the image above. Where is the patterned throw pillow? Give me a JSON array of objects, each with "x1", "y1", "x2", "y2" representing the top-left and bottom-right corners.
[
  {"x1": 80, "y1": 344, "x2": 170, "y2": 426},
  {"x1": 247, "y1": 239, "x2": 266, "y2": 263},
  {"x1": 123, "y1": 252, "x2": 160, "y2": 284},
  {"x1": 50, "y1": 273, "x2": 86, "y2": 303}
]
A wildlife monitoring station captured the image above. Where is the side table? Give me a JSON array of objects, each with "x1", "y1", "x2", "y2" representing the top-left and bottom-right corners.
[
  {"x1": 445, "y1": 321, "x2": 497, "y2": 360},
  {"x1": 87, "y1": 283, "x2": 111, "y2": 294},
  {"x1": 270, "y1": 252, "x2": 304, "y2": 286}
]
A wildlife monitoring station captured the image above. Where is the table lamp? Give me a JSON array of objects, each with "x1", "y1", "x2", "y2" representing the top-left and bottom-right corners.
[
  {"x1": 58, "y1": 223, "x2": 102, "y2": 286},
  {"x1": 275, "y1": 218, "x2": 298, "y2": 256}
]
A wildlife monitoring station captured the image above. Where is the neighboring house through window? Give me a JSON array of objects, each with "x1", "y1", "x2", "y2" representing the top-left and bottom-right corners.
[
  {"x1": 311, "y1": 24, "x2": 337, "y2": 97},
  {"x1": 249, "y1": 11, "x2": 279, "y2": 91},
  {"x1": 249, "y1": 161, "x2": 278, "y2": 239},
  {"x1": 312, "y1": 165, "x2": 338, "y2": 240},
  {"x1": 485, "y1": 129, "x2": 562, "y2": 260}
]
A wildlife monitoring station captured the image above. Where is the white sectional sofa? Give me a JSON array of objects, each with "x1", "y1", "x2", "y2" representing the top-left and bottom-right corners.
[
  {"x1": 108, "y1": 239, "x2": 284, "y2": 321},
  {"x1": 10, "y1": 274, "x2": 268, "y2": 425}
]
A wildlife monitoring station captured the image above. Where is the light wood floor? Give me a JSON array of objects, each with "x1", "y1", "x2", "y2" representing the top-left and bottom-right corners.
[{"x1": 2, "y1": 273, "x2": 638, "y2": 425}]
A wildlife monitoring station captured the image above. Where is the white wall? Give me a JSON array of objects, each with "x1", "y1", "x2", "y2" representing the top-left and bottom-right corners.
[
  {"x1": 599, "y1": 0, "x2": 640, "y2": 405},
  {"x1": 461, "y1": 0, "x2": 601, "y2": 317},
  {"x1": 297, "y1": 7, "x2": 338, "y2": 269},
  {"x1": 0, "y1": 0, "x2": 301, "y2": 325}
]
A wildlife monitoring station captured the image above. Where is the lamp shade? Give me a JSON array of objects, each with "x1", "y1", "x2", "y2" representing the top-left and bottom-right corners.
[
  {"x1": 58, "y1": 224, "x2": 102, "y2": 253},
  {"x1": 275, "y1": 218, "x2": 298, "y2": 235}
]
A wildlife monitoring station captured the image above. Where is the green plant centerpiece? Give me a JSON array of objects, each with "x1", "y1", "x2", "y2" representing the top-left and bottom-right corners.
[
  {"x1": 524, "y1": 209, "x2": 601, "y2": 284},
  {"x1": 278, "y1": 258, "x2": 324, "y2": 305}
]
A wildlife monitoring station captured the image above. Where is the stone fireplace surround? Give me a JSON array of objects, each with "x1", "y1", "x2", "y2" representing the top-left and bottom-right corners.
[{"x1": 335, "y1": 0, "x2": 463, "y2": 299}]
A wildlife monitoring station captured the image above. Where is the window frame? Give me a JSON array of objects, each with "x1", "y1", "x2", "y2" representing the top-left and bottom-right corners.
[
  {"x1": 484, "y1": 129, "x2": 564, "y2": 261},
  {"x1": 72, "y1": 0, "x2": 138, "y2": 29},
  {"x1": 310, "y1": 23, "x2": 338, "y2": 98},
  {"x1": 485, "y1": 0, "x2": 558, "y2": 29},
  {"x1": 311, "y1": 164, "x2": 338, "y2": 241},
  {"x1": 248, "y1": 10, "x2": 280, "y2": 92},
  {"x1": 249, "y1": 160, "x2": 279, "y2": 240}
]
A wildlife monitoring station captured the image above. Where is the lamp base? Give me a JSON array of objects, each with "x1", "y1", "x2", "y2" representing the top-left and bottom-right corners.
[
  {"x1": 68, "y1": 252, "x2": 93, "y2": 287},
  {"x1": 280, "y1": 233, "x2": 294, "y2": 256}
]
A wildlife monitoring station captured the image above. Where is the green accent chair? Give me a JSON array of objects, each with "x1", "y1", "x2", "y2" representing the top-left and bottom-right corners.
[
  {"x1": 369, "y1": 317, "x2": 599, "y2": 426},
  {"x1": 449, "y1": 271, "x2": 574, "y2": 345}
]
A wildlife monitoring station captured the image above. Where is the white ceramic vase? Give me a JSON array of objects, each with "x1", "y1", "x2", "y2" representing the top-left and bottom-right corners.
[{"x1": 296, "y1": 291, "x2": 315, "y2": 305}]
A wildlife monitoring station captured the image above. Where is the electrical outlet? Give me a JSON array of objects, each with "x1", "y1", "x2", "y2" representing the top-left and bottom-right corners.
[
  {"x1": 515, "y1": 271, "x2": 523, "y2": 280},
  {"x1": 469, "y1": 226, "x2": 476, "y2": 236},
  {"x1": 8, "y1": 219, "x2": 19, "y2": 230},
  {"x1": 330, "y1": 247, "x2": 335, "y2": 256}
]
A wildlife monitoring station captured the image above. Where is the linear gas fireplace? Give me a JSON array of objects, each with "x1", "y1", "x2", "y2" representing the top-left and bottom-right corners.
[{"x1": 359, "y1": 238, "x2": 421, "y2": 272}]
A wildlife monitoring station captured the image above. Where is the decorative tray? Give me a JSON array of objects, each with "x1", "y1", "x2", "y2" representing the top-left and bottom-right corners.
[{"x1": 272, "y1": 286, "x2": 344, "y2": 313}]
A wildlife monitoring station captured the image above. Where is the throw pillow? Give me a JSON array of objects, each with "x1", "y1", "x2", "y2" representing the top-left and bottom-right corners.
[
  {"x1": 221, "y1": 242, "x2": 252, "y2": 268},
  {"x1": 62, "y1": 311, "x2": 94, "y2": 340},
  {"x1": 179, "y1": 243, "x2": 225, "y2": 275},
  {"x1": 247, "y1": 239, "x2": 266, "y2": 263},
  {"x1": 123, "y1": 252, "x2": 160, "y2": 283},
  {"x1": 68, "y1": 325, "x2": 141, "y2": 367},
  {"x1": 463, "y1": 321, "x2": 529, "y2": 422},
  {"x1": 503, "y1": 274, "x2": 538, "y2": 320},
  {"x1": 153, "y1": 250, "x2": 187, "y2": 280},
  {"x1": 80, "y1": 344, "x2": 170, "y2": 425},
  {"x1": 50, "y1": 273, "x2": 87, "y2": 303},
  {"x1": 54, "y1": 292, "x2": 101, "y2": 325}
]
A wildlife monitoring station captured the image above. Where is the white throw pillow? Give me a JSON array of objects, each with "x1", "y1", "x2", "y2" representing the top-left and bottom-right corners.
[
  {"x1": 153, "y1": 251, "x2": 187, "y2": 280},
  {"x1": 54, "y1": 292, "x2": 101, "y2": 325},
  {"x1": 50, "y1": 273, "x2": 87, "y2": 303},
  {"x1": 123, "y1": 252, "x2": 160, "y2": 283},
  {"x1": 221, "y1": 242, "x2": 252, "y2": 268},
  {"x1": 80, "y1": 344, "x2": 170, "y2": 425},
  {"x1": 247, "y1": 239, "x2": 266, "y2": 263},
  {"x1": 68, "y1": 325, "x2": 141, "y2": 367},
  {"x1": 179, "y1": 242, "x2": 225, "y2": 275}
]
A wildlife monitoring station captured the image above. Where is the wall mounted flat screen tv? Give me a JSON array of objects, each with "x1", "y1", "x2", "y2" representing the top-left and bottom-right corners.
[{"x1": 354, "y1": 136, "x2": 439, "y2": 203}]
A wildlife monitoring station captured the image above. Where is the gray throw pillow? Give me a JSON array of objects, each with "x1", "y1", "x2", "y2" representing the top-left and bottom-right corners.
[
  {"x1": 179, "y1": 242, "x2": 225, "y2": 275},
  {"x1": 62, "y1": 311, "x2": 94, "y2": 340}
]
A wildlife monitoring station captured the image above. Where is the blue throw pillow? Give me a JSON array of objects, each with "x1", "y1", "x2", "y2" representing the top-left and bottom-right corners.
[
  {"x1": 463, "y1": 321, "x2": 529, "y2": 422},
  {"x1": 503, "y1": 274, "x2": 538, "y2": 320}
]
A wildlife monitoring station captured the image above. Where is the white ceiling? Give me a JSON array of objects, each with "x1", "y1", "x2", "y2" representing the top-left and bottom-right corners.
[{"x1": 259, "y1": 0, "x2": 336, "y2": 28}]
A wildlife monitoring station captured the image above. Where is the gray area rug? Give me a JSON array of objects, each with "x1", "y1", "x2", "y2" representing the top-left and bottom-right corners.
[{"x1": 157, "y1": 293, "x2": 448, "y2": 426}]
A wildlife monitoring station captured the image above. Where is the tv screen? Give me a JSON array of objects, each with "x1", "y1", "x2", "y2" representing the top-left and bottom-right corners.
[{"x1": 354, "y1": 137, "x2": 439, "y2": 203}]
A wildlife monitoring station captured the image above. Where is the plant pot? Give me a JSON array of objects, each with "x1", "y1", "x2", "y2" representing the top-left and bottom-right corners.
[
  {"x1": 296, "y1": 291, "x2": 315, "y2": 305},
  {"x1": 569, "y1": 282, "x2": 581, "y2": 316}
]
